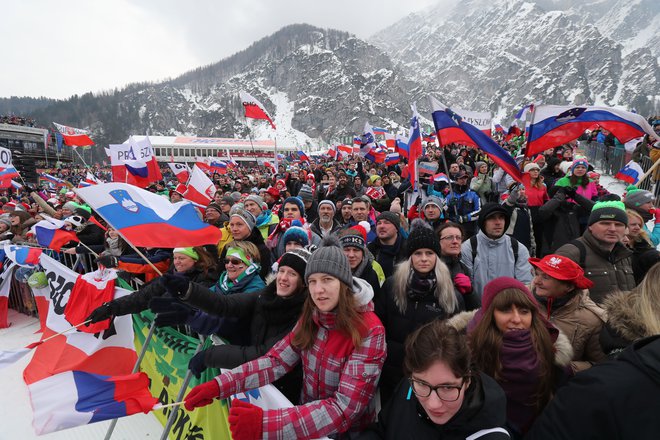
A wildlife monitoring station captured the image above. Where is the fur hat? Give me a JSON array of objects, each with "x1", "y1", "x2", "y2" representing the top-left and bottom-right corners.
[
  {"x1": 406, "y1": 218, "x2": 440, "y2": 257},
  {"x1": 524, "y1": 162, "x2": 541, "y2": 172},
  {"x1": 305, "y1": 235, "x2": 352, "y2": 286}
]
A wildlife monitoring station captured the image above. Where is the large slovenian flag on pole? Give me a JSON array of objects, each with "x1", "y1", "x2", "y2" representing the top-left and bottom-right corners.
[
  {"x1": 22, "y1": 253, "x2": 157, "y2": 435},
  {"x1": 106, "y1": 136, "x2": 162, "y2": 188},
  {"x1": 526, "y1": 105, "x2": 660, "y2": 157},
  {"x1": 434, "y1": 107, "x2": 492, "y2": 147},
  {"x1": 183, "y1": 165, "x2": 216, "y2": 207},
  {"x1": 53, "y1": 122, "x2": 94, "y2": 147},
  {"x1": 430, "y1": 97, "x2": 523, "y2": 183},
  {"x1": 407, "y1": 104, "x2": 424, "y2": 189},
  {"x1": 615, "y1": 160, "x2": 645, "y2": 185},
  {"x1": 240, "y1": 90, "x2": 276, "y2": 129},
  {"x1": 30, "y1": 217, "x2": 79, "y2": 252},
  {"x1": 76, "y1": 182, "x2": 223, "y2": 247}
]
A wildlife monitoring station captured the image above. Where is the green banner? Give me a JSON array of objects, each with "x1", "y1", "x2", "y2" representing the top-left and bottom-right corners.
[{"x1": 133, "y1": 311, "x2": 232, "y2": 440}]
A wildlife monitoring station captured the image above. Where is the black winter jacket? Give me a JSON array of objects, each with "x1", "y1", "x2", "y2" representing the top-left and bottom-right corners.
[{"x1": 360, "y1": 373, "x2": 510, "y2": 440}]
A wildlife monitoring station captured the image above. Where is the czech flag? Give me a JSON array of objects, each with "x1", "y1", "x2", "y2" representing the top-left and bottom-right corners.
[
  {"x1": 526, "y1": 105, "x2": 660, "y2": 157},
  {"x1": 431, "y1": 97, "x2": 523, "y2": 183},
  {"x1": 76, "y1": 182, "x2": 223, "y2": 247},
  {"x1": 31, "y1": 218, "x2": 79, "y2": 252},
  {"x1": 615, "y1": 160, "x2": 645, "y2": 185},
  {"x1": 240, "y1": 90, "x2": 276, "y2": 129},
  {"x1": 53, "y1": 122, "x2": 94, "y2": 147},
  {"x1": 28, "y1": 370, "x2": 158, "y2": 434}
]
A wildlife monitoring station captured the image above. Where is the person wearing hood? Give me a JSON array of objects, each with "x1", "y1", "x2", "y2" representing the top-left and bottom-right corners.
[
  {"x1": 539, "y1": 156, "x2": 564, "y2": 190},
  {"x1": 359, "y1": 320, "x2": 509, "y2": 440},
  {"x1": 461, "y1": 203, "x2": 532, "y2": 299},
  {"x1": 243, "y1": 195, "x2": 279, "y2": 241},
  {"x1": 600, "y1": 262, "x2": 660, "y2": 359},
  {"x1": 623, "y1": 185, "x2": 660, "y2": 246},
  {"x1": 376, "y1": 219, "x2": 465, "y2": 405},
  {"x1": 529, "y1": 254, "x2": 606, "y2": 373},
  {"x1": 8, "y1": 208, "x2": 37, "y2": 244},
  {"x1": 183, "y1": 235, "x2": 386, "y2": 440},
  {"x1": 339, "y1": 222, "x2": 385, "y2": 297},
  {"x1": 445, "y1": 170, "x2": 481, "y2": 238},
  {"x1": 450, "y1": 277, "x2": 573, "y2": 438},
  {"x1": 501, "y1": 184, "x2": 536, "y2": 256},
  {"x1": 525, "y1": 335, "x2": 660, "y2": 440},
  {"x1": 157, "y1": 248, "x2": 312, "y2": 404},
  {"x1": 470, "y1": 161, "x2": 494, "y2": 205},
  {"x1": 85, "y1": 247, "x2": 219, "y2": 322}
]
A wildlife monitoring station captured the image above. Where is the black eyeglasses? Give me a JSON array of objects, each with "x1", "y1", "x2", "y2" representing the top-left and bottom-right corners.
[
  {"x1": 224, "y1": 258, "x2": 245, "y2": 266},
  {"x1": 409, "y1": 377, "x2": 465, "y2": 402}
]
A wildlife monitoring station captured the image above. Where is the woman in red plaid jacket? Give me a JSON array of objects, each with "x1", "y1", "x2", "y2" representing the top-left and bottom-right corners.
[{"x1": 184, "y1": 235, "x2": 387, "y2": 440}]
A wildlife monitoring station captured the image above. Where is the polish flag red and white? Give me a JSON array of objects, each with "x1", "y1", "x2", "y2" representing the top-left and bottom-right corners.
[
  {"x1": 183, "y1": 165, "x2": 216, "y2": 207},
  {"x1": 53, "y1": 122, "x2": 94, "y2": 147},
  {"x1": 240, "y1": 90, "x2": 276, "y2": 129}
]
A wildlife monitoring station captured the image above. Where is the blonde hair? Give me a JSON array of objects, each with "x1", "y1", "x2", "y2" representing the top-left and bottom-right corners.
[
  {"x1": 625, "y1": 209, "x2": 652, "y2": 246},
  {"x1": 636, "y1": 263, "x2": 660, "y2": 335},
  {"x1": 224, "y1": 240, "x2": 261, "y2": 263},
  {"x1": 391, "y1": 256, "x2": 458, "y2": 314}
]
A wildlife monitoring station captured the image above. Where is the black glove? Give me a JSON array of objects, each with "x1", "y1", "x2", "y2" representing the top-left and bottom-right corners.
[
  {"x1": 160, "y1": 273, "x2": 190, "y2": 298},
  {"x1": 564, "y1": 187, "x2": 577, "y2": 199},
  {"x1": 149, "y1": 297, "x2": 195, "y2": 327},
  {"x1": 188, "y1": 350, "x2": 209, "y2": 378},
  {"x1": 447, "y1": 197, "x2": 459, "y2": 207},
  {"x1": 96, "y1": 254, "x2": 118, "y2": 269},
  {"x1": 86, "y1": 301, "x2": 118, "y2": 323}
]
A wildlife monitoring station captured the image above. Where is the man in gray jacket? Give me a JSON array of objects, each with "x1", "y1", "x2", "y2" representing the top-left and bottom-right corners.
[{"x1": 461, "y1": 202, "x2": 533, "y2": 299}]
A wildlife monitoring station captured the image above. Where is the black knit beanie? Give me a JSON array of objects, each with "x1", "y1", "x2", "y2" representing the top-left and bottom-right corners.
[{"x1": 406, "y1": 218, "x2": 441, "y2": 257}]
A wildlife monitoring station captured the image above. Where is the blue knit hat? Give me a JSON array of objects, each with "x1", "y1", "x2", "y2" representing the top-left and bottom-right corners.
[
  {"x1": 282, "y1": 221, "x2": 310, "y2": 247},
  {"x1": 282, "y1": 197, "x2": 305, "y2": 217},
  {"x1": 571, "y1": 158, "x2": 589, "y2": 173}
]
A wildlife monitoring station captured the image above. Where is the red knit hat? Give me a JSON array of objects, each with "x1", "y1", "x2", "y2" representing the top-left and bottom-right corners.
[
  {"x1": 481, "y1": 277, "x2": 537, "y2": 313},
  {"x1": 266, "y1": 187, "x2": 280, "y2": 198},
  {"x1": 528, "y1": 254, "x2": 594, "y2": 290}
]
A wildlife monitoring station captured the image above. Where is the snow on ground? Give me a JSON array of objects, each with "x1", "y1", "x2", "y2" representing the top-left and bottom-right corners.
[{"x1": 0, "y1": 310, "x2": 163, "y2": 440}]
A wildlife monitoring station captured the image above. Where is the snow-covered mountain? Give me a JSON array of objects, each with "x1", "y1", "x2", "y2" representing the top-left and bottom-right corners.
[{"x1": 370, "y1": 0, "x2": 659, "y2": 121}]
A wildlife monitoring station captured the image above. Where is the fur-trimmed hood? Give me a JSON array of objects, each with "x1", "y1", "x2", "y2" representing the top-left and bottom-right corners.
[
  {"x1": 602, "y1": 291, "x2": 649, "y2": 342},
  {"x1": 447, "y1": 310, "x2": 574, "y2": 367}
]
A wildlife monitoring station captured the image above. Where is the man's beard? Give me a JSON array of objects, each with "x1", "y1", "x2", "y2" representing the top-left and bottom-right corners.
[{"x1": 320, "y1": 215, "x2": 333, "y2": 224}]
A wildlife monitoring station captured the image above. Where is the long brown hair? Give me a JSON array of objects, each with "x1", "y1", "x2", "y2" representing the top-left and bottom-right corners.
[
  {"x1": 292, "y1": 281, "x2": 367, "y2": 350},
  {"x1": 469, "y1": 288, "x2": 556, "y2": 412},
  {"x1": 192, "y1": 246, "x2": 218, "y2": 277}
]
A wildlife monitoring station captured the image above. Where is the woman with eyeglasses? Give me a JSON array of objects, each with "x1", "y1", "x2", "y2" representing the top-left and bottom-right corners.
[
  {"x1": 437, "y1": 222, "x2": 479, "y2": 310},
  {"x1": 359, "y1": 320, "x2": 509, "y2": 439},
  {"x1": 152, "y1": 240, "x2": 266, "y2": 345},
  {"x1": 450, "y1": 277, "x2": 572, "y2": 439}
]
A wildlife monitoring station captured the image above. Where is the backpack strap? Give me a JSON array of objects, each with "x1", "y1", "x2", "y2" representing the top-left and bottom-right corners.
[
  {"x1": 569, "y1": 239, "x2": 587, "y2": 268},
  {"x1": 510, "y1": 236, "x2": 519, "y2": 265},
  {"x1": 470, "y1": 235, "x2": 478, "y2": 267}
]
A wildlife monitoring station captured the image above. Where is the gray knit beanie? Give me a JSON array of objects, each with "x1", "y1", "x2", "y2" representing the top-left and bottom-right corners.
[
  {"x1": 245, "y1": 195, "x2": 266, "y2": 210},
  {"x1": 305, "y1": 235, "x2": 353, "y2": 286},
  {"x1": 229, "y1": 206, "x2": 256, "y2": 230},
  {"x1": 298, "y1": 184, "x2": 314, "y2": 202}
]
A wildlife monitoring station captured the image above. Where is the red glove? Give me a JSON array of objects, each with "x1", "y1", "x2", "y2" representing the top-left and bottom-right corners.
[
  {"x1": 453, "y1": 273, "x2": 472, "y2": 295},
  {"x1": 184, "y1": 379, "x2": 220, "y2": 411},
  {"x1": 228, "y1": 399, "x2": 264, "y2": 440},
  {"x1": 650, "y1": 208, "x2": 660, "y2": 224}
]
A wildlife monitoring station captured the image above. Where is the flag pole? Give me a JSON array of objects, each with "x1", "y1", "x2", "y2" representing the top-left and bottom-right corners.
[
  {"x1": 634, "y1": 158, "x2": 660, "y2": 188},
  {"x1": 159, "y1": 335, "x2": 206, "y2": 440},
  {"x1": 73, "y1": 189, "x2": 164, "y2": 277},
  {"x1": 243, "y1": 115, "x2": 257, "y2": 154},
  {"x1": 523, "y1": 105, "x2": 537, "y2": 157}
]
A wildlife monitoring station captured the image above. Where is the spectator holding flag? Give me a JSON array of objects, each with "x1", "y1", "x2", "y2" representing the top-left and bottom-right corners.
[{"x1": 183, "y1": 236, "x2": 386, "y2": 440}]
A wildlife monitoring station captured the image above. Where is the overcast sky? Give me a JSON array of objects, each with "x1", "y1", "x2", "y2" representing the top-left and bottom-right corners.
[{"x1": 1, "y1": 0, "x2": 446, "y2": 100}]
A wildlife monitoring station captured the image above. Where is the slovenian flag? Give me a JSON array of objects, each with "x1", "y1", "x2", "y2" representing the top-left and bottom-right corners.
[
  {"x1": 31, "y1": 217, "x2": 79, "y2": 252},
  {"x1": 40, "y1": 173, "x2": 70, "y2": 188},
  {"x1": 526, "y1": 105, "x2": 660, "y2": 157},
  {"x1": 53, "y1": 122, "x2": 94, "y2": 147},
  {"x1": 210, "y1": 160, "x2": 228, "y2": 174},
  {"x1": 240, "y1": 90, "x2": 276, "y2": 129},
  {"x1": 430, "y1": 97, "x2": 523, "y2": 183},
  {"x1": 76, "y1": 182, "x2": 223, "y2": 247},
  {"x1": 615, "y1": 160, "x2": 645, "y2": 185},
  {"x1": 297, "y1": 150, "x2": 310, "y2": 162},
  {"x1": 434, "y1": 107, "x2": 492, "y2": 146},
  {"x1": 385, "y1": 152, "x2": 400, "y2": 166},
  {"x1": 4, "y1": 244, "x2": 43, "y2": 267},
  {"x1": 372, "y1": 127, "x2": 389, "y2": 135},
  {"x1": 78, "y1": 172, "x2": 103, "y2": 188},
  {"x1": 433, "y1": 173, "x2": 450, "y2": 184},
  {"x1": 407, "y1": 104, "x2": 424, "y2": 189}
]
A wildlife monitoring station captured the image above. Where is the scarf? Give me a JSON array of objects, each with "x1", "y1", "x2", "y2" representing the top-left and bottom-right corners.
[
  {"x1": 217, "y1": 263, "x2": 260, "y2": 293},
  {"x1": 260, "y1": 288, "x2": 307, "y2": 325},
  {"x1": 408, "y1": 269, "x2": 437, "y2": 302}
]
